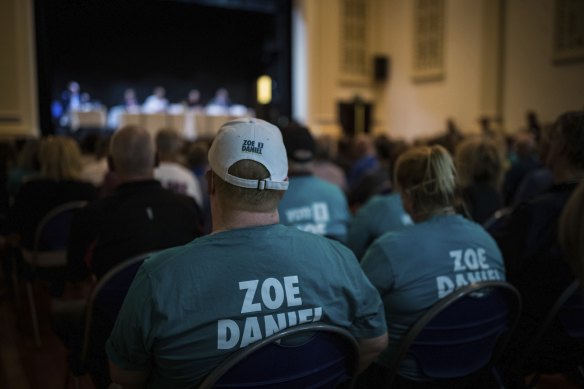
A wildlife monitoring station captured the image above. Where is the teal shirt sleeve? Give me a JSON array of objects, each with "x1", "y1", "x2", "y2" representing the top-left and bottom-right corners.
[
  {"x1": 361, "y1": 238, "x2": 395, "y2": 296},
  {"x1": 106, "y1": 266, "x2": 156, "y2": 372}
]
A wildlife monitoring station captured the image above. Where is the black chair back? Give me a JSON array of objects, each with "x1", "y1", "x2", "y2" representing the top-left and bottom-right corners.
[
  {"x1": 386, "y1": 281, "x2": 522, "y2": 386},
  {"x1": 199, "y1": 322, "x2": 360, "y2": 389},
  {"x1": 522, "y1": 280, "x2": 584, "y2": 387}
]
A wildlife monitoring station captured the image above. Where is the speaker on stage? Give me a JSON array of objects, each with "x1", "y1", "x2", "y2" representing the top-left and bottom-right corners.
[{"x1": 373, "y1": 55, "x2": 389, "y2": 82}]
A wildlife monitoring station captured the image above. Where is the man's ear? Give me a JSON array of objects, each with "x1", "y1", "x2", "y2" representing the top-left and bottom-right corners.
[
  {"x1": 107, "y1": 155, "x2": 115, "y2": 172},
  {"x1": 154, "y1": 152, "x2": 160, "y2": 168}
]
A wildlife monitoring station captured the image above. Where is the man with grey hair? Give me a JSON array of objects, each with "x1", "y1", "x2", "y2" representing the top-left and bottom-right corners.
[
  {"x1": 107, "y1": 118, "x2": 388, "y2": 388},
  {"x1": 68, "y1": 124, "x2": 203, "y2": 280}
]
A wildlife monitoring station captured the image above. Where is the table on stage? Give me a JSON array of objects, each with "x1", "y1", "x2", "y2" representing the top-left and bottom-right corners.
[
  {"x1": 69, "y1": 109, "x2": 107, "y2": 131},
  {"x1": 118, "y1": 111, "x2": 251, "y2": 139}
]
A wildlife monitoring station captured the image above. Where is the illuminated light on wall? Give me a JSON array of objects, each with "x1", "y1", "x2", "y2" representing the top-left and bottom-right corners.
[{"x1": 257, "y1": 75, "x2": 272, "y2": 104}]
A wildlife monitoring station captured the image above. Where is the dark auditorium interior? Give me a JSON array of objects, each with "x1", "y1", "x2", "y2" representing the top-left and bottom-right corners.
[{"x1": 1, "y1": 0, "x2": 584, "y2": 388}]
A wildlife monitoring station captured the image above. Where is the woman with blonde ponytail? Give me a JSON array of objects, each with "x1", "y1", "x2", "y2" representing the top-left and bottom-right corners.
[{"x1": 359, "y1": 144, "x2": 507, "y2": 383}]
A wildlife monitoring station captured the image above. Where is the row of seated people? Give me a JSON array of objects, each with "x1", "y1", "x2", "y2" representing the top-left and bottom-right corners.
[{"x1": 0, "y1": 110, "x2": 582, "y2": 387}]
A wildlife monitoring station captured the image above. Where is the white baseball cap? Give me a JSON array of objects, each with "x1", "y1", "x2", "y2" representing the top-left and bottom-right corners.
[{"x1": 208, "y1": 118, "x2": 289, "y2": 191}]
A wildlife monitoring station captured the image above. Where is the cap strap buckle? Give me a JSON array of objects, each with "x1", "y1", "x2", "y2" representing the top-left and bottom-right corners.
[{"x1": 257, "y1": 179, "x2": 267, "y2": 191}]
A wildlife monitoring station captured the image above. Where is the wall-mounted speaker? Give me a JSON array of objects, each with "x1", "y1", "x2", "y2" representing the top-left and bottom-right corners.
[{"x1": 373, "y1": 55, "x2": 389, "y2": 82}]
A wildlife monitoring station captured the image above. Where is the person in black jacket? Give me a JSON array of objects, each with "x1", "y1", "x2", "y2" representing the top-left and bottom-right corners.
[{"x1": 67, "y1": 125, "x2": 203, "y2": 280}]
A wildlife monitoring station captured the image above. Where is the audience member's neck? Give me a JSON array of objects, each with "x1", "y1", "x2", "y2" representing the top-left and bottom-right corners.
[
  {"x1": 412, "y1": 205, "x2": 456, "y2": 223},
  {"x1": 211, "y1": 207, "x2": 279, "y2": 234},
  {"x1": 288, "y1": 161, "x2": 313, "y2": 176},
  {"x1": 116, "y1": 172, "x2": 155, "y2": 184}
]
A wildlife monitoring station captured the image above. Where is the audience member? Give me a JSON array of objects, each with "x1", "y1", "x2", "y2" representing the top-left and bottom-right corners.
[
  {"x1": 502, "y1": 130, "x2": 540, "y2": 205},
  {"x1": 7, "y1": 138, "x2": 40, "y2": 200},
  {"x1": 106, "y1": 118, "x2": 388, "y2": 387},
  {"x1": 154, "y1": 128, "x2": 204, "y2": 208},
  {"x1": 311, "y1": 135, "x2": 348, "y2": 192},
  {"x1": 67, "y1": 125, "x2": 203, "y2": 280},
  {"x1": 512, "y1": 123, "x2": 554, "y2": 205},
  {"x1": 0, "y1": 141, "x2": 17, "y2": 230},
  {"x1": 347, "y1": 134, "x2": 380, "y2": 189},
  {"x1": 186, "y1": 139, "x2": 212, "y2": 234},
  {"x1": 347, "y1": 191, "x2": 412, "y2": 260},
  {"x1": 454, "y1": 136, "x2": 504, "y2": 224},
  {"x1": 348, "y1": 134, "x2": 392, "y2": 211},
  {"x1": 278, "y1": 124, "x2": 351, "y2": 243},
  {"x1": 492, "y1": 110, "x2": 584, "y2": 383},
  {"x1": 80, "y1": 134, "x2": 111, "y2": 188},
  {"x1": 142, "y1": 86, "x2": 168, "y2": 114},
  {"x1": 64, "y1": 125, "x2": 203, "y2": 388},
  {"x1": 346, "y1": 188, "x2": 412, "y2": 260},
  {"x1": 559, "y1": 182, "x2": 584, "y2": 284},
  {"x1": 7, "y1": 136, "x2": 97, "y2": 251},
  {"x1": 359, "y1": 145, "x2": 505, "y2": 384}
]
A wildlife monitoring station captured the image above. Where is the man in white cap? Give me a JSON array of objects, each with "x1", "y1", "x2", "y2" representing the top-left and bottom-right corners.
[{"x1": 106, "y1": 118, "x2": 388, "y2": 388}]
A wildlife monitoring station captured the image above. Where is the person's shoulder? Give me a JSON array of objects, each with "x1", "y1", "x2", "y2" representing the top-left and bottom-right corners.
[
  {"x1": 284, "y1": 224, "x2": 352, "y2": 250},
  {"x1": 157, "y1": 187, "x2": 199, "y2": 207},
  {"x1": 140, "y1": 243, "x2": 195, "y2": 275},
  {"x1": 156, "y1": 162, "x2": 196, "y2": 178}
]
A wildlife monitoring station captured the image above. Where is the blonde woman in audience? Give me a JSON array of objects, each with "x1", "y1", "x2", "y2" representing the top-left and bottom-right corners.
[
  {"x1": 359, "y1": 145, "x2": 506, "y2": 385},
  {"x1": 559, "y1": 182, "x2": 584, "y2": 285},
  {"x1": 5, "y1": 136, "x2": 96, "y2": 298},
  {"x1": 455, "y1": 136, "x2": 504, "y2": 224},
  {"x1": 7, "y1": 136, "x2": 97, "y2": 252}
]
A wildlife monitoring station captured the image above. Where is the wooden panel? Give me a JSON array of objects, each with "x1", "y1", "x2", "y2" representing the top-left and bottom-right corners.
[{"x1": 0, "y1": 0, "x2": 38, "y2": 138}]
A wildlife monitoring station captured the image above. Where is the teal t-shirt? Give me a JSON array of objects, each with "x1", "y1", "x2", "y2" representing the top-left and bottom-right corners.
[
  {"x1": 107, "y1": 224, "x2": 386, "y2": 388},
  {"x1": 278, "y1": 175, "x2": 351, "y2": 242},
  {"x1": 347, "y1": 193, "x2": 413, "y2": 259},
  {"x1": 361, "y1": 214, "x2": 506, "y2": 379}
]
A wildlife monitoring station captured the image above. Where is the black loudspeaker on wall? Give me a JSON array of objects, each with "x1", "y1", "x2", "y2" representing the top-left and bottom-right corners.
[{"x1": 373, "y1": 55, "x2": 389, "y2": 82}]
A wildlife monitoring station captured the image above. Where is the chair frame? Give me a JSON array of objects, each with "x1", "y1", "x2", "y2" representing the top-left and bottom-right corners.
[
  {"x1": 198, "y1": 322, "x2": 360, "y2": 389},
  {"x1": 21, "y1": 200, "x2": 88, "y2": 348},
  {"x1": 385, "y1": 281, "x2": 522, "y2": 387},
  {"x1": 521, "y1": 279, "x2": 584, "y2": 388},
  {"x1": 67, "y1": 251, "x2": 154, "y2": 389}
]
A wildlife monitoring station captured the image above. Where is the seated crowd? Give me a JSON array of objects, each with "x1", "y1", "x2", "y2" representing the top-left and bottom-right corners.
[{"x1": 0, "y1": 109, "x2": 582, "y2": 388}]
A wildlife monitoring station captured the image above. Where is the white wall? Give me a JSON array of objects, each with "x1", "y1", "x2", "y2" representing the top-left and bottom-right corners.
[
  {"x1": 0, "y1": 0, "x2": 38, "y2": 138},
  {"x1": 295, "y1": 0, "x2": 496, "y2": 142},
  {"x1": 380, "y1": 0, "x2": 490, "y2": 142},
  {"x1": 295, "y1": 0, "x2": 584, "y2": 143},
  {"x1": 503, "y1": 0, "x2": 584, "y2": 131}
]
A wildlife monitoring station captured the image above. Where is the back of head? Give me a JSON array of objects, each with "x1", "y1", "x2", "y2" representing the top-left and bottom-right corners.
[
  {"x1": 156, "y1": 127, "x2": 183, "y2": 161},
  {"x1": 395, "y1": 145, "x2": 457, "y2": 217},
  {"x1": 17, "y1": 138, "x2": 40, "y2": 171},
  {"x1": 514, "y1": 130, "x2": 536, "y2": 158},
  {"x1": 353, "y1": 134, "x2": 376, "y2": 159},
  {"x1": 38, "y1": 136, "x2": 82, "y2": 181},
  {"x1": 281, "y1": 123, "x2": 316, "y2": 171},
  {"x1": 553, "y1": 110, "x2": 584, "y2": 170},
  {"x1": 110, "y1": 125, "x2": 155, "y2": 178},
  {"x1": 455, "y1": 137, "x2": 503, "y2": 188},
  {"x1": 208, "y1": 118, "x2": 288, "y2": 212}
]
